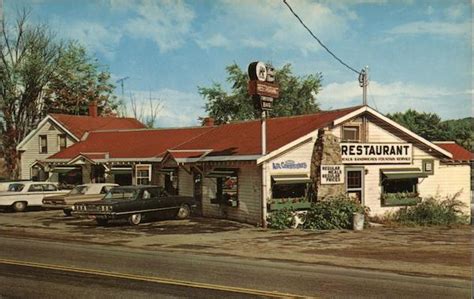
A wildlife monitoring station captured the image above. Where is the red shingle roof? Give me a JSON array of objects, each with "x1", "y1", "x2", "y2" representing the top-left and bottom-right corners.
[
  {"x1": 47, "y1": 106, "x2": 362, "y2": 161},
  {"x1": 173, "y1": 106, "x2": 363, "y2": 156},
  {"x1": 433, "y1": 142, "x2": 473, "y2": 161},
  {"x1": 50, "y1": 114, "x2": 146, "y2": 139},
  {"x1": 48, "y1": 127, "x2": 212, "y2": 160}
]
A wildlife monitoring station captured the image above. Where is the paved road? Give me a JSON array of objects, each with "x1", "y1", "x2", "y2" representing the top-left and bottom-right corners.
[{"x1": 0, "y1": 236, "x2": 470, "y2": 298}]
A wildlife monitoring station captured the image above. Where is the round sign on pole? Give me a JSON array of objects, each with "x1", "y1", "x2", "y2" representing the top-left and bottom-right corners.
[{"x1": 248, "y1": 61, "x2": 267, "y2": 81}]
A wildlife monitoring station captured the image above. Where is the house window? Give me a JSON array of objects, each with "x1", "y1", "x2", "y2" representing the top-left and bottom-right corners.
[
  {"x1": 58, "y1": 134, "x2": 67, "y2": 151},
  {"x1": 342, "y1": 126, "x2": 360, "y2": 142},
  {"x1": 272, "y1": 183, "x2": 307, "y2": 199},
  {"x1": 382, "y1": 178, "x2": 417, "y2": 194},
  {"x1": 422, "y1": 159, "x2": 434, "y2": 175},
  {"x1": 39, "y1": 135, "x2": 48, "y2": 154},
  {"x1": 136, "y1": 164, "x2": 151, "y2": 185}
]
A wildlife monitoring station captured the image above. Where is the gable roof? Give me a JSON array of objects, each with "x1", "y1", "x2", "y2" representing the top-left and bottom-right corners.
[
  {"x1": 47, "y1": 127, "x2": 212, "y2": 161},
  {"x1": 333, "y1": 106, "x2": 453, "y2": 159},
  {"x1": 46, "y1": 106, "x2": 362, "y2": 162},
  {"x1": 17, "y1": 114, "x2": 146, "y2": 151},
  {"x1": 433, "y1": 142, "x2": 473, "y2": 161},
  {"x1": 45, "y1": 105, "x2": 457, "y2": 164},
  {"x1": 49, "y1": 114, "x2": 146, "y2": 139}
]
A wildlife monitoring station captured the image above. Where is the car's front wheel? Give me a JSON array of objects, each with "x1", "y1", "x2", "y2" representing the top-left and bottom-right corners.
[
  {"x1": 176, "y1": 204, "x2": 191, "y2": 220},
  {"x1": 12, "y1": 201, "x2": 27, "y2": 212},
  {"x1": 128, "y1": 213, "x2": 142, "y2": 225}
]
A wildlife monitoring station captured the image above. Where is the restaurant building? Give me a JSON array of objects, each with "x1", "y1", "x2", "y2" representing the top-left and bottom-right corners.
[{"x1": 34, "y1": 105, "x2": 472, "y2": 226}]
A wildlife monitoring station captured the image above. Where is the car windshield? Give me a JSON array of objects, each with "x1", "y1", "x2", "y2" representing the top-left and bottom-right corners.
[
  {"x1": 8, "y1": 184, "x2": 24, "y2": 192},
  {"x1": 104, "y1": 188, "x2": 138, "y2": 200},
  {"x1": 69, "y1": 185, "x2": 89, "y2": 195}
]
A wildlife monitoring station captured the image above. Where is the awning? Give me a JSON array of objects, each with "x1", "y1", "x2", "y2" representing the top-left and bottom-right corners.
[
  {"x1": 381, "y1": 168, "x2": 428, "y2": 180},
  {"x1": 272, "y1": 174, "x2": 311, "y2": 185},
  {"x1": 206, "y1": 169, "x2": 238, "y2": 178},
  {"x1": 158, "y1": 167, "x2": 178, "y2": 174},
  {"x1": 51, "y1": 166, "x2": 80, "y2": 173},
  {"x1": 110, "y1": 167, "x2": 132, "y2": 174}
]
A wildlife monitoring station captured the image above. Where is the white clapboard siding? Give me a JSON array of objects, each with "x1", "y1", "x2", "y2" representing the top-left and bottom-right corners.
[
  {"x1": 200, "y1": 163, "x2": 262, "y2": 225},
  {"x1": 20, "y1": 120, "x2": 74, "y2": 179},
  {"x1": 418, "y1": 163, "x2": 471, "y2": 215},
  {"x1": 178, "y1": 169, "x2": 194, "y2": 197}
]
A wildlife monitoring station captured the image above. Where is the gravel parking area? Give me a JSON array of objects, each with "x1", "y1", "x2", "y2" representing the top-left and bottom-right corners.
[{"x1": 0, "y1": 209, "x2": 471, "y2": 279}]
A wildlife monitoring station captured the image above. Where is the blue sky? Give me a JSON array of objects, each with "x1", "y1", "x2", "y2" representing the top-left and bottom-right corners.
[{"x1": 3, "y1": 0, "x2": 472, "y2": 127}]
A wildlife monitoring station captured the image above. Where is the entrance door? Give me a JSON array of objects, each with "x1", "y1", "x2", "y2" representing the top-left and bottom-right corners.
[
  {"x1": 345, "y1": 168, "x2": 364, "y2": 204},
  {"x1": 193, "y1": 172, "x2": 203, "y2": 216}
]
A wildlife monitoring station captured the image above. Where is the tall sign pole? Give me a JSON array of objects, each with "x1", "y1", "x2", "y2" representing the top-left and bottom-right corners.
[{"x1": 248, "y1": 61, "x2": 279, "y2": 228}]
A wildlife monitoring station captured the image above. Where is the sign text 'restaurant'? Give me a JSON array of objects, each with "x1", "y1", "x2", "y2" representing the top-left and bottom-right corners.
[{"x1": 341, "y1": 143, "x2": 412, "y2": 164}]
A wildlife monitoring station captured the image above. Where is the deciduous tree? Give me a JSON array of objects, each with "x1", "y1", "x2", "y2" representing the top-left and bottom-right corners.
[{"x1": 198, "y1": 63, "x2": 322, "y2": 124}]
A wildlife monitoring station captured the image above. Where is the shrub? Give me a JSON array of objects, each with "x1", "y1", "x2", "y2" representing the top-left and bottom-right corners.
[
  {"x1": 267, "y1": 208, "x2": 294, "y2": 229},
  {"x1": 302, "y1": 195, "x2": 366, "y2": 230},
  {"x1": 390, "y1": 192, "x2": 468, "y2": 226}
]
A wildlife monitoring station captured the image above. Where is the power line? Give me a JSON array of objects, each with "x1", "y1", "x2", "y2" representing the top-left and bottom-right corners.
[{"x1": 282, "y1": 0, "x2": 360, "y2": 75}]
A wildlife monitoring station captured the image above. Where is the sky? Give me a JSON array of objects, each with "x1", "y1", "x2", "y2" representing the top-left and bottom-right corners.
[{"x1": 3, "y1": 0, "x2": 472, "y2": 127}]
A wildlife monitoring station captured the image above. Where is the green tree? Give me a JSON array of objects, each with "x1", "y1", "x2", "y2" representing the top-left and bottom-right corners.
[
  {"x1": 387, "y1": 109, "x2": 449, "y2": 141},
  {"x1": 387, "y1": 110, "x2": 473, "y2": 151},
  {"x1": 0, "y1": 11, "x2": 117, "y2": 178},
  {"x1": 442, "y1": 118, "x2": 473, "y2": 151},
  {"x1": 42, "y1": 42, "x2": 117, "y2": 116},
  {"x1": 198, "y1": 63, "x2": 322, "y2": 124}
]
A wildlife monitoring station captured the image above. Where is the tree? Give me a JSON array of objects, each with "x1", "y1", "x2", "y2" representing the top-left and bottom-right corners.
[
  {"x1": 0, "y1": 11, "x2": 117, "y2": 178},
  {"x1": 198, "y1": 63, "x2": 322, "y2": 124},
  {"x1": 42, "y1": 42, "x2": 118, "y2": 116},
  {"x1": 0, "y1": 11, "x2": 62, "y2": 177},
  {"x1": 129, "y1": 91, "x2": 163, "y2": 128},
  {"x1": 386, "y1": 110, "x2": 449, "y2": 141},
  {"x1": 387, "y1": 110, "x2": 473, "y2": 151}
]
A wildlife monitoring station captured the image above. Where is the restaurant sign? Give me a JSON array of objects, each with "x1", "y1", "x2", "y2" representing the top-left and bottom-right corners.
[
  {"x1": 321, "y1": 165, "x2": 344, "y2": 184},
  {"x1": 341, "y1": 143, "x2": 412, "y2": 164}
]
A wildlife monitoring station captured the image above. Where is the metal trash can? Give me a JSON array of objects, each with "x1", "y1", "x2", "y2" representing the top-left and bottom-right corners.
[{"x1": 353, "y1": 212, "x2": 364, "y2": 231}]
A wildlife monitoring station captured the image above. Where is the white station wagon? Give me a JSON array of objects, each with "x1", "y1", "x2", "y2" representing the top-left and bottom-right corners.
[{"x1": 0, "y1": 182, "x2": 68, "y2": 212}]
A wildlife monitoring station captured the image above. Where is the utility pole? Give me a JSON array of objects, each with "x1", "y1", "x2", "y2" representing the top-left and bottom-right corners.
[
  {"x1": 359, "y1": 66, "x2": 369, "y2": 106},
  {"x1": 358, "y1": 66, "x2": 369, "y2": 142}
]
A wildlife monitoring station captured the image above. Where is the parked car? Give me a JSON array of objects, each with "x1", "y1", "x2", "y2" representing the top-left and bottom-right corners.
[
  {"x1": 0, "y1": 180, "x2": 32, "y2": 192},
  {"x1": 0, "y1": 182, "x2": 68, "y2": 212},
  {"x1": 42, "y1": 183, "x2": 118, "y2": 216},
  {"x1": 72, "y1": 185, "x2": 196, "y2": 225}
]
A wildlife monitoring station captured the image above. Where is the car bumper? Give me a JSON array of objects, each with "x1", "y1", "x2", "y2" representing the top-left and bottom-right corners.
[
  {"x1": 42, "y1": 203, "x2": 69, "y2": 209},
  {"x1": 71, "y1": 211, "x2": 117, "y2": 220}
]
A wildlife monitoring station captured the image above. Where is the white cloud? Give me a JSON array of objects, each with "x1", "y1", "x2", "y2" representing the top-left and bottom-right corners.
[
  {"x1": 388, "y1": 21, "x2": 470, "y2": 37},
  {"x1": 196, "y1": 33, "x2": 231, "y2": 49},
  {"x1": 446, "y1": 4, "x2": 466, "y2": 20},
  {"x1": 51, "y1": 19, "x2": 122, "y2": 59},
  {"x1": 318, "y1": 80, "x2": 471, "y2": 119},
  {"x1": 194, "y1": 0, "x2": 354, "y2": 53},
  {"x1": 124, "y1": 0, "x2": 195, "y2": 52},
  {"x1": 124, "y1": 88, "x2": 205, "y2": 127}
]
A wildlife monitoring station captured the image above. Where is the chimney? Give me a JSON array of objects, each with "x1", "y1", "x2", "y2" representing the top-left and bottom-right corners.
[
  {"x1": 88, "y1": 101, "x2": 98, "y2": 117},
  {"x1": 202, "y1": 117, "x2": 214, "y2": 127}
]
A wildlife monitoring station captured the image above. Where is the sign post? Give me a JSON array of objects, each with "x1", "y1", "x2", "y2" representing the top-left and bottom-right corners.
[{"x1": 248, "y1": 61, "x2": 279, "y2": 229}]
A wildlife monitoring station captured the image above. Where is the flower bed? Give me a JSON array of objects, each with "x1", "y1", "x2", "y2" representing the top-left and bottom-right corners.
[
  {"x1": 267, "y1": 198, "x2": 312, "y2": 211},
  {"x1": 382, "y1": 192, "x2": 421, "y2": 206}
]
